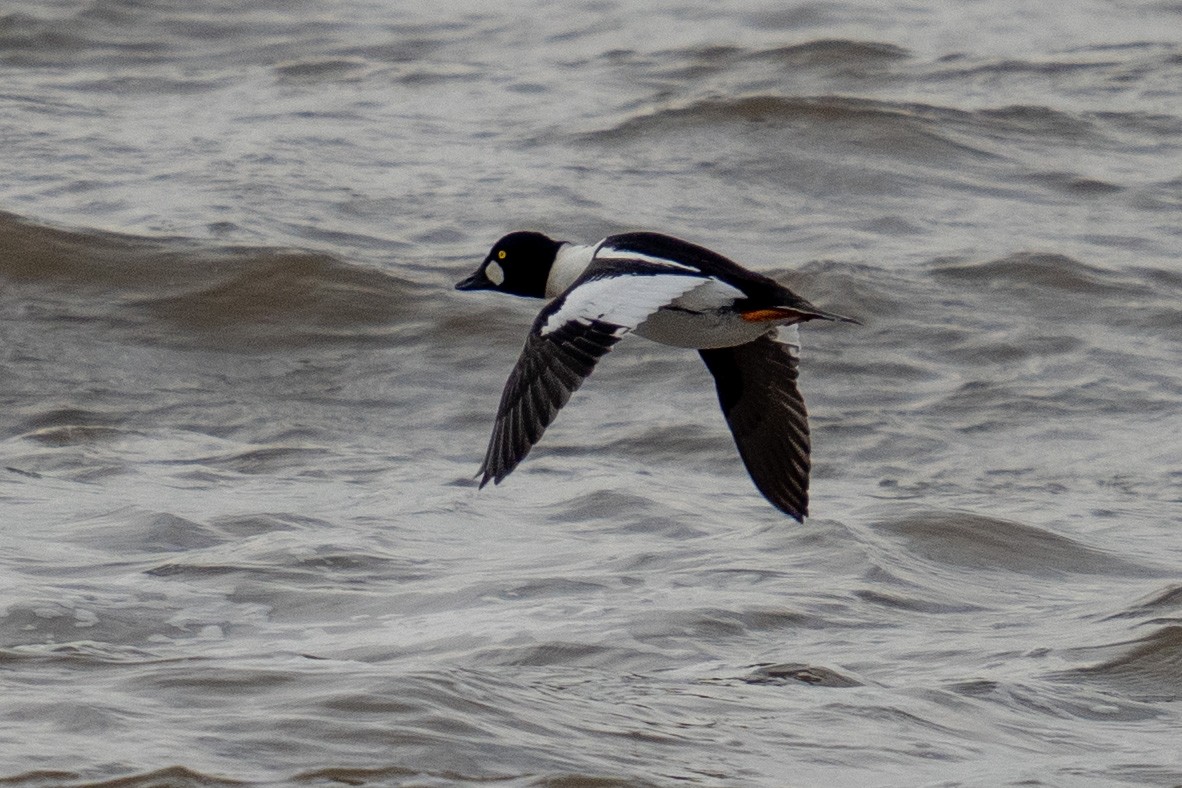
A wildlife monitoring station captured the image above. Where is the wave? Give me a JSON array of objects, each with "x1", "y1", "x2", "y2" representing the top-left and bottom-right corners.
[
  {"x1": 930, "y1": 252, "x2": 1152, "y2": 296},
  {"x1": 751, "y1": 39, "x2": 910, "y2": 67},
  {"x1": 577, "y1": 88, "x2": 1170, "y2": 172},
  {"x1": 1, "y1": 765, "x2": 235, "y2": 788},
  {"x1": 0, "y1": 2, "x2": 318, "y2": 67},
  {"x1": 2, "y1": 2, "x2": 466, "y2": 93},
  {"x1": 576, "y1": 40, "x2": 1177, "y2": 163},
  {"x1": 0, "y1": 210, "x2": 418, "y2": 349},
  {"x1": 929, "y1": 251, "x2": 1182, "y2": 337},
  {"x1": 928, "y1": 42, "x2": 1182, "y2": 92},
  {"x1": 649, "y1": 38, "x2": 910, "y2": 74},
  {"x1": 1112, "y1": 584, "x2": 1182, "y2": 620},
  {"x1": 579, "y1": 94, "x2": 996, "y2": 161},
  {"x1": 1062, "y1": 626, "x2": 1182, "y2": 700},
  {"x1": 869, "y1": 508, "x2": 1152, "y2": 576},
  {"x1": 742, "y1": 662, "x2": 863, "y2": 687}
]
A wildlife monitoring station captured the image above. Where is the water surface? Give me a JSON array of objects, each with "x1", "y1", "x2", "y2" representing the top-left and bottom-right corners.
[{"x1": 2, "y1": 0, "x2": 1181, "y2": 785}]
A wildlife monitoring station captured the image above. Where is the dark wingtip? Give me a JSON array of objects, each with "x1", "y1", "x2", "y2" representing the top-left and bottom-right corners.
[
  {"x1": 764, "y1": 492, "x2": 807, "y2": 522},
  {"x1": 478, "y1": 464, "x2": 509, "y2": 489}
]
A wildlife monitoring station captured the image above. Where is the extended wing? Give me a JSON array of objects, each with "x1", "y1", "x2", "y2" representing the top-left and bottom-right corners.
[
  {"x1": 479, "y1": 268, "x2": 706, "y2": 487},
  {"x1": 699, "y1": 330, "x2": 811, "y2": 521}
]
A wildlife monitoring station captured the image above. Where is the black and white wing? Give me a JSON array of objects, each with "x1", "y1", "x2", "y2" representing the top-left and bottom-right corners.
[
  {"x1": 478, "y1": 270, "x2": 707, "y2": 487},
  {"x1": 603, "y1": 232, "x2": 860, "y2": 324},
  {"x1": 698, "y1": 330, "x2": 811, "y2": 521}
]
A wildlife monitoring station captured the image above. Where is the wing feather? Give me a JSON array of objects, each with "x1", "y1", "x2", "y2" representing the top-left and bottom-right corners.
[
  {"x1": 698, "y1": 332, "x2": 811, "y2": 521},
  {"x1": 478, "y1": 270, "x2": 706, "y2": 487}
]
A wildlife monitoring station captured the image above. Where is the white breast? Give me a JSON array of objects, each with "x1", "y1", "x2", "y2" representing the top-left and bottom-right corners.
[
  {"x1": 546, "y1": 243, "x2": 598, "y2": 297},
  {"x1": 633, "y1": 277, "x2": 760, "y2": 349},
  {"x1": 635, "y1": 310, "x2": 770, "y2": 348}
]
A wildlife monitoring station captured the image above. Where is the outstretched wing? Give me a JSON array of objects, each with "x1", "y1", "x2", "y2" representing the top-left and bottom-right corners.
[
  {"x1": 479, "y1": 316, "x2": 623, "y2": 486},
  {"x1": 479, "y1": 269, "x2": 706, "y2": 487},
  {"x1": 698, "y1": 330, "x2": 811, "y2": 521}
]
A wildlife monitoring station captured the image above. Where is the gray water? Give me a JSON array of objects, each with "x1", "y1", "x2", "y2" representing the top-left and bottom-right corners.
[{"x1": 2, "y1": 1, "x2": 1181, "y2": 785}]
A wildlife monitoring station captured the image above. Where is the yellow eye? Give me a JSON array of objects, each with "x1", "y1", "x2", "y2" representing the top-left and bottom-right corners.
[{"x1": 497, "y1": 250, "x2": 506, "y2": 260}]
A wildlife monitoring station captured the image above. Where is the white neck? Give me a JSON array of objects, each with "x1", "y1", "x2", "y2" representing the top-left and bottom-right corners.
[{"x1": 546, "y1": 242, "x2": 598, "y2": 297}]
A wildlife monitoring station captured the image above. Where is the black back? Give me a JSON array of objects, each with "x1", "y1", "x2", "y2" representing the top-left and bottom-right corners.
[{"x1": 604, "y1": 232, "x2": 812, "y2": 311}]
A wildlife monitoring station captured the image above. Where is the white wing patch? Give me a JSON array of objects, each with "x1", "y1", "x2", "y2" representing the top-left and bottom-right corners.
[
  {"x1": 597, "y1": 246, "x2": 698, "y2": 271},
  {"x1": 539, "y1": 273, "x2": 706, "y2": 337},
  {"x1": 670, "y1": 277, "x2": 746, "y2": 310},
  {"x1": 773, "y1": 324, "x2": 802, "y2": 356}
]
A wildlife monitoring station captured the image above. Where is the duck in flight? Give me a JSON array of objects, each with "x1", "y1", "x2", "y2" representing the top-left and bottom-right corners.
[{"x1": 455, "y1": 231, "x2": 857, "y2": 521}]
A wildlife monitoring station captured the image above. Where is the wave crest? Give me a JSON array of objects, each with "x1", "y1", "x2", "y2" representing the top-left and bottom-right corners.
[{"x1": 0, "y1": 211, "x2": 416, "y2": 348}]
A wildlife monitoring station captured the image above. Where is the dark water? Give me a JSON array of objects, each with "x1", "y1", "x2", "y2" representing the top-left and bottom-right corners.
[{"x1": 2, "y1": 1, "x2": 1181, "y2": 785}]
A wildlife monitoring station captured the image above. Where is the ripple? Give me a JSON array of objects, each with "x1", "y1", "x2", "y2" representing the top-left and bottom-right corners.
[
  {"x1": 0, "y1": 211, "x2": 418, "y2": 349},
  {"x1": 930, "y1": 252, "x2": 1145, "y2": 295},
  {"x1": 1061, "y1": 626, "x2": 1182, "y2": 700},
  {"x1": 742, "y1": 662, "x2": 863, "y2": 687},
  {"x1": 870, "y1": 509, "x2": 1153, "y2": 576},
  {"x1": 273, "y1": 56, "x2": 374, "y2": 83},
  {"x1": 580, "y1": 95, "x2": 995, "y2": 163}
]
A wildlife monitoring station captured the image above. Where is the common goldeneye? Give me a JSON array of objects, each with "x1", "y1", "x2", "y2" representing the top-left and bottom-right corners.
[{"x1": 455, "y1": 231, "x2": 857, "y2": 521}]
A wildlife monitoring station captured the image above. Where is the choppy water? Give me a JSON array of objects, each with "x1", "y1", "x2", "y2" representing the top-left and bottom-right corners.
[{"x1": 2, "y1": 1, "x2": 1181, "y2": 785}]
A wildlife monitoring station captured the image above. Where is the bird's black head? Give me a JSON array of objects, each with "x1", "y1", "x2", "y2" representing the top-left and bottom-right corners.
[{"x1": 455, "y1": 231, "x2": 564, "y2": 299}]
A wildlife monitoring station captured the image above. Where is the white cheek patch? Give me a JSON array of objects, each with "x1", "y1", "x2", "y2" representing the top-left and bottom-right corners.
[{"x1": 485, "y1": 260, "x2": 505, "y2": 286}]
